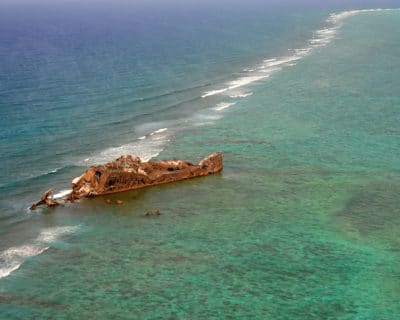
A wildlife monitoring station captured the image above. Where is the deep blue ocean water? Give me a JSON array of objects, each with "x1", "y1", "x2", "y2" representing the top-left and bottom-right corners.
[{"x1": 1, "y1": 1, "x2": 399, "y2": 319}]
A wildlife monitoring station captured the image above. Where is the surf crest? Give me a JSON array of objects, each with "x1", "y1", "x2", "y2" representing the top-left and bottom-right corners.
[
  {"x1": 0, "y1": 226, "x2": 79, "y2": 279},
  {"x1": 81, "y1": 126, "x2": 171, "y2": 166},
  {"x1": 201, "y1": 8, "x2": 397, "y2": 99},
  {"x1": 214, "y1": 102, "x2": 236, "y2": 111}
]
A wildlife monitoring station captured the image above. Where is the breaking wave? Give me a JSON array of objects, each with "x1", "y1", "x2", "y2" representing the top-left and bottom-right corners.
[
  {"x1": 81, "y1": 126, "x2": 172, "y2": 165},
  {"x1": 201, "y1": 8, "x2": 396, "y2": 99},
  {"x1": 67, "y1": 8, "x2": 399, "y2": 171},
  {"x1": 0, "y1": 226, "x2": 79, "y2": 279},
  {"x1": 53, "y1": 189, "x2": 72, "y2": 199},
  {"x1": 214, "y1": 102, "x2": 236, "y2": 111},
  {"x1": 8, "y1": 8, "x2": 395, "y2": 193},
  {"x1": 229, "y1": 92, "x2": 253, "y2": 98},
  {"x1": 0, "y1": 165, "x2": 74, "y2": 191},
  {"x1": 150, "y1": 128, "x2": 168, "y2": 135}
]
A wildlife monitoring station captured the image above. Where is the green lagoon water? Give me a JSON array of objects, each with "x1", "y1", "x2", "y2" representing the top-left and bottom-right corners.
[{"x1": 1, "y1": 4, "x2": 400, "y2": 319}]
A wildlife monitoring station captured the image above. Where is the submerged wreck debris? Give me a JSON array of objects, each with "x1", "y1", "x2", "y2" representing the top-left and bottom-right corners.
[
  {"x1": 30, "y1": 189, "x2": 60, "y2": 210},
  {"x1": 146, "y1": 211, "x2": 153, "y2": 217},
  {"x1": 31, "y1": 152, "x2": 223, "y2": 210}
]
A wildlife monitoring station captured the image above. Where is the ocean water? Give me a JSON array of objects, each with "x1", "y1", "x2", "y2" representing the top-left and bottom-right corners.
[{"x1": 1, "y1": 1, "x2": 400, "y2": 319}]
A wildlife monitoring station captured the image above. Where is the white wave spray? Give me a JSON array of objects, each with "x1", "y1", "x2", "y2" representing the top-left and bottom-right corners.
[
  {"x1": 81, "y1": 126, "x2": 172, "y2": 166},
  {"x1": 201, "y1": 8, "x2": 396, "y2": 99},
  {"x1": 214, "y1": 102, "x2": 236, "y2": 111},
  {"x1": 0, "y1": 226, "x2": 79, "y2": 279},
  {"x1": 73, "y1": 9, "x2": 397, "y2": 169}
]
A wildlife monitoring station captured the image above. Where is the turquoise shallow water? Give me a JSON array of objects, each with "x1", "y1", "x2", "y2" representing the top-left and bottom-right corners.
[{"x1": 1, "y1": 4, "x2": 400, "y2": 319}]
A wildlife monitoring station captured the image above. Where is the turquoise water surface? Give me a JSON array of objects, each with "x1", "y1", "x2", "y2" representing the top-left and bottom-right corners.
[{"x1": 0, "y1": 2, "x2": 399, "y2": 319}]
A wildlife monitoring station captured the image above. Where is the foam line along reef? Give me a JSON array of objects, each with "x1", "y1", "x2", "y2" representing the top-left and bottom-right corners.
[
  {"x1": 200, "y1": 8, "x2": 398, "y2": 100},
  {"x1": 0, "y1": 226, "x2": 79, "y2": 279}
]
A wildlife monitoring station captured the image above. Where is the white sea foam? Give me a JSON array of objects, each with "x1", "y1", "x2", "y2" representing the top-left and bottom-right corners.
[
  {"x1": 81, "y1": 127, "x2": 172, "y2": 165},
  {"x1": 86, "y1": 142, "x2": 160, "y2": 163},
  {"x1": 49, "y1": 167, "x2": 62, "y2": 174},
  {"x1": 153, "y1": 128, "x2": 168, "y2": 134},
  {"x1": 37, "y1": 226, "x2": 78, "y2": 243},
  {"x1": 263, "y1": 56, "x2": 301, "y2": 67},
  {"x1": 229, "y1": 92, "x2": 253, "y2": 98},
  {"x1": 228, "y1": 75, "x2": 270, "y2": 89},
  {"x1": 191, "y1": 113, "x2": 223, "y2": 127},
  {"x1": 73, "y1": 9, "x2": 398, "y2": 170},
  {"x1": 201, "y1": 88, "x2": 230, "y2": 98},
  {"x1": 200, "y1": 64, "x2": 278, "y2": 99},
  {"x1": 293, "y1": 48, "x2": 312, "y2": 55},
  {"x1": 327, "y1": 8, "x2": 391, "y2": 24},
  {"x1": 214, "y1": 102, "x2": 236, "y2": 111},
  {"x1": 203, "y1": 75, "x2": 271, "y2": 99},
  {"x1": 0, "y1": 226, "x2": 79, "y2": 279},
  {"x1": 0, "y1": 245, "x2": 49, "y2": 279},
  {"x1": 53, "y1": 189, "x2": 72, "y2": 199},
  {"x1": 23, "y1": 166, "x2": 65, "y2": 182},
  {"x1": 201, "y1": 8, "x2": 397, "y2": 99},
  {"x1": 150, "y1": 128, "x2": 168, "y2": 136}
]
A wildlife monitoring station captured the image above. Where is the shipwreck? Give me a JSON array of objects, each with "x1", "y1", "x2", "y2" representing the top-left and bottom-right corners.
[{"x1": 30, "y1": 152, "x2": 223, "y2": 210}]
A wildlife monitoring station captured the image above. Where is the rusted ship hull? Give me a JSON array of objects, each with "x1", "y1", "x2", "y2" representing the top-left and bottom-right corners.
[
  {"x1": 30, "y1": 152, "x2": 223, "y2": 209},
  {"x1": 71, "y1": 151, "x2": 223, "y2": 198}
]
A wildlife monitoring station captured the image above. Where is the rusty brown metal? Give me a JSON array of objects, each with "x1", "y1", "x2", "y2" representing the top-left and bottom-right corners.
[{"x1": 31, "y1": 152, "x2": 223, "y2": 209}]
